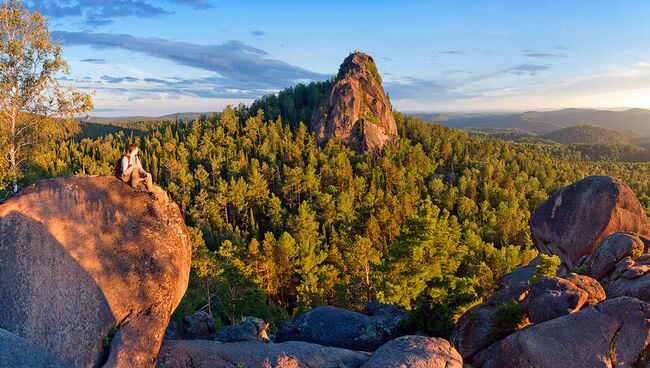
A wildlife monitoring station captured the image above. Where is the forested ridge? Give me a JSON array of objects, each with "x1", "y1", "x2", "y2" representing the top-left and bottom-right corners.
[{"x1": 4, "y1": 98, "x2": 650, "y2": 338}]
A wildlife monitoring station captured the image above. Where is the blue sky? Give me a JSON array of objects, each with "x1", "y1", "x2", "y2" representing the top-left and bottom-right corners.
[{"x1": 26, "y1": 0, "x2": 650, "y2": 116}]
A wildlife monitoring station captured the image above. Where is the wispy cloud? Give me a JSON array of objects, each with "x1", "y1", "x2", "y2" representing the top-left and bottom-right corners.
[
  {"x1": 503, "y1": 63, "x2": 550, "y2": 76},
  {"x1": 80, "y1": 58, "x2": 106, "y2": 64},
  {"x1": 385, "y1": 77, "x2": 472, "y2": 101},
  {"x1": 250, "y1": 30, "x2": 267, "y2": 37},
  {"x1": 435, "y1": 50, "x2": 464, "y2": 56},
  {"x1": 444, "y1": 69, "x2": 473, "y2": 75},
  {"x1": 101, "y1": 75, "x2": 140, "y2": 83},
  {"x1": 53, "y1": 31, "x2": 328, "y2": 90},
  {"x1": 523, "y1": 51, "x2": 567, "y2": 58},
  {"x1": 167, "y1": 0, "x2": 213, "y2": 9},
  {"x1": 26, "y1": 0, "x2": 212, "y2": 26}
]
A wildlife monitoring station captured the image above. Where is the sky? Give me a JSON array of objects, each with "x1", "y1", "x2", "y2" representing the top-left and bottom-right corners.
[{"x1": 25, "y1": 0, "x2": 650, "y2": 116}]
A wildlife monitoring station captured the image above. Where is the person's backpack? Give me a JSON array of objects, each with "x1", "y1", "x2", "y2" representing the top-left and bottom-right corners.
[{"x1": 114, "y1": 154, "x2": 130, "y2": 177}]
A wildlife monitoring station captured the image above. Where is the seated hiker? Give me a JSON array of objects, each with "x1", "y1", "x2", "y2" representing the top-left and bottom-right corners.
[{"x1": 115, "y1": 144, "x2": 156, "y2": 198}]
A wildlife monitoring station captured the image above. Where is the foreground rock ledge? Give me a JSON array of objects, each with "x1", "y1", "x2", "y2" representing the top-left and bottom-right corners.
[
  {"x1": 0, "y1": 176, "x2": 192, "y2": 368},
  {"x1": 0, "y1": 328, "x2": 67, "y2": 368},
  {"x1": 156, "y1": 340, "x2": 371, "y2": 368}
]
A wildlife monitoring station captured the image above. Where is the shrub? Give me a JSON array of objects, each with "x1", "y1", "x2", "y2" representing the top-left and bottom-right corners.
[
  {"x1": 364, "y1": 112, "x2": 381, "y2": 125},
  {"x1": 491, "y1": 300, "x2": 529, "y2": 340},
  {"x1": 572, "y1": 263, "x2": 589, "y2": 275},
  {"x1": 103, "y1": 327, "x2": 118, "y2": 347},
  {"x1": 530, "y1": 254, "x2": 561, "y2": 283}
]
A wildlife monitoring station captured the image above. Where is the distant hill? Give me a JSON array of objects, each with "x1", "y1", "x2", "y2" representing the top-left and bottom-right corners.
[
  {"x1": 81, "y1": 112, "x2": 215, "y2": 124},
  {"x1": 414, "y1": 112, "x2": 561, "y2": 134},
  {"x1": 415, "y1": 108, "x2": 650, "y2": 136},
  {"x1": 541, "y1": 124, "x2": 643, "y2": 145}
]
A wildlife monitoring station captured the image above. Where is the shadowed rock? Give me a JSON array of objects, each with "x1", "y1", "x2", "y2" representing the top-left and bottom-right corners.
[
  {"x1": 0, "y1": 176, "x2": 191, "y2": 368},
  {"x1": 486, "y1": 297, "x2": 650, "y2": 368},
  {"x1": 311, "y1": 51, "x2": 397, "y2": 154},
  {"x1": 213, "y1": 316, "x2": 270, "y2": 343},
  {"x1": 361, "y1": 335, "x2": 462, "y2": 368},
  {"x1": 527, "y1": 277, "x2": 588, "y2": 324},
  {"x1": 497, "y1": 256, "x2": 540, "y2": 288},
  {"x1": 0, "y1": 328, "x2": 68, "y2": 368},
  {"x1": 530, "y1": 176, "x2": 650, "y2": 270},
  {"x1": 276, "y1": 304, "x2": 406, "y2": 351},
  {"x1": 181, "y1": 311, "x2": 217, "y2": 340},
  {"x1": 451, "y1": 305, "x2": 497, "y2": 360},
  {"x1": 607, "y1": 256, "x2": 650, "y2": 303},
  {"x1": 581, "y1": 232, "x2": 649, "y2": 280},
  {"x1": 486, "y1": 282, "x2": 530, "y2": 305},
  {"x1": 156, "y1": 340, "x2": 370, "y2": 368},
  {"x1": 453, "y1": 282, "x2": 529, "y2": 360}
]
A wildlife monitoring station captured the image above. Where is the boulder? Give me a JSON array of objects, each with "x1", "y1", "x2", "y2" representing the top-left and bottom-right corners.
[
  {"x1": 451, "y1": 305, "x2": 497, "y2": 360},
  {"x1": 0, "y1": 328, "x2": 68, "y2": 368},
  {"x1": 486, "y1": 282, "x2": 530, "y2": 305},
  {"x1": 0, "y1": 176, "x2": 192, "y2": 368},
  {"x1": 311, "y1": 51, "x2": 398, "y2": 154},
  {"x1": 213, "y1": 316, "x2": 270, "y2": 343},
  {"x1": 582, "y1": 232, "x2": 647, "y2": 280},
  {"x1": 496, "y1": 256, "x2": 540, "y2": 288},
  {"x1": 488, "y1": 297, "x2": 650, "y2": 368},
  {"x1": 156, "y1": 340, "x2": 370, "y2": 368},
  {"x1": 609, "y1": 256, "x2": 636, "y2": 281},
  {"x1": 529, "y1": 176, "x2": 650, "y2": 269},
  {"x1": 361, "y1": 335, "x2": 463, "y2": 368},
  {"x1": 181, "y1": 311, "x2": 216, "y2": 340},
  {"x1": 276, "y1": 304, "x2": 406, "y2": 351},
  {"x1": 559, "y1": 273, "x2": 606, "y2": 305},
  {"x1": 164, "y1": 321, "x2": 179, "y2": 340},
  {"x1": 607, "y1": 257, "x2": 650, "y2": 303},
  {"x1": 527, "y1": 277, "x2": 588, "y2": 323}
]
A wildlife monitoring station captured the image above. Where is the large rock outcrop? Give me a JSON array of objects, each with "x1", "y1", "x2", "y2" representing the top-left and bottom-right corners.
[
  {"x1": 276, "y1": 303, "x2": 406, "y2": 351},
  {"x1": 530, "y1": 176, "x2": 650, "y2": 269},
  {"x1": 486, "y1": 297, "x2": 650, "y2": 368},
  {"x1": 0, "y1": 176, "x2": 192, "y2": 367},
  {"x1": 455, "y1": 176, "x2": 650, "y2": 367},
  {"x1": 311, "y1": 51, "x2": 398, "y2": 154},
  {"x1": 156, "y1": 340, "x2": 370, "y2": 368}
]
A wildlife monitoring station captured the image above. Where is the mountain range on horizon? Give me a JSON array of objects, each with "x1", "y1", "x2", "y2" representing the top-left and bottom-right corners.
[
  {"x1": 83, "y1": 107, "x2": 650, "y2": 137},
  {"x1": 415, "y1": 107, "x2": 650, "y2": 136}
]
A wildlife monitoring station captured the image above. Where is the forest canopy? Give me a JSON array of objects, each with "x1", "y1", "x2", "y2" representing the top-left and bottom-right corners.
[{"x1": 4, "y1": 94, "x2": 650, "y2": 336}]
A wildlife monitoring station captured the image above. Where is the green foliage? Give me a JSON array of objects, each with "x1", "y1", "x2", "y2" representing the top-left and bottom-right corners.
[
  {"x1": 103, "y1": 327, "x2": 118, "y2": 347},
  {"x1": 542, "y1": 125, "x2": 642, "y2": 145},
  {"x1": 363, "y1": 112, "x2": 381, "y2": 125},
  {"x1": 250, "y1": 81, "x2": 333, "y2": 129},
  {"x1": 366, "y1": 59, "x2": 382, "y2": 84},
  {"x1": 401, "y1": 276, "x2": 480, "y2": 337},
  {"x1": 10, "y1": 101, "x2": 650, "y2": 334},
  {"x1": 572, "y1": 263, "x2": 589, "y2": 275},
  {"x1": 531, "y1": 254, "x2": 561, "y2": 283},
  {"x1": 491, "y1": 300, "x2": 529, "y2": 340}
]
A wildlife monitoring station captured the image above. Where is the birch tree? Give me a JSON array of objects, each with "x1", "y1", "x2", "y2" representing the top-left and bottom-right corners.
[{"x1": 0, "y1": 0, "x2": 93, "y2": 193}]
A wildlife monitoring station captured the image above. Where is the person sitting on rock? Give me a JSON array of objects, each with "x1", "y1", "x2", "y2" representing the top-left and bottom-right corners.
[{"x1": 115, "y1": 143, "x2": 156, "y2": 199}]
